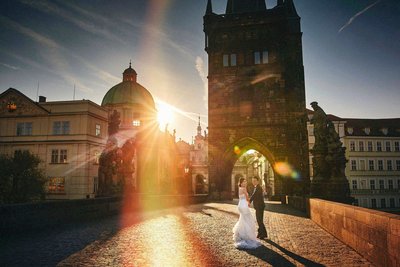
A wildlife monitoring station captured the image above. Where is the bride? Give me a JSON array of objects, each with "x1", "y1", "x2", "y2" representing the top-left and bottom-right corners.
[{"x1": 232, "y1": 178, "x2": 262, "y2": 249}]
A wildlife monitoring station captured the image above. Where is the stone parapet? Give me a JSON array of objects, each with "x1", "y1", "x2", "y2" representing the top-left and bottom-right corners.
[{"x1": 307, "y1": 198, "x2": 400, "y2": 267}]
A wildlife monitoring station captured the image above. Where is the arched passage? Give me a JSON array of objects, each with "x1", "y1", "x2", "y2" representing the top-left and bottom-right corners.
[
  {"x1": 222, "y1": 137, "x2": 278, "y2": 198},
  {"x1": 208, "y1": 136, "x2": 307, "y2": 200}
]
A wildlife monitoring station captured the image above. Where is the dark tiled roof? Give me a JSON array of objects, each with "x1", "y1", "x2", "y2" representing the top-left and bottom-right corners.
[
  {"x1": 306, "y1": 109, "x2": 400, "y2": 137},
  {"x1": 343, "y1": 118, "x2": 400, "y2": 137}
]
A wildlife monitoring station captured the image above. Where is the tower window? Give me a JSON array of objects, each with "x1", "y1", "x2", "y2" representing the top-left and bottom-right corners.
[
  {"x1": 230, "y1": 54, "x2": 237, "y2": 66},
  {"x1": 254, "y1": 51, "x2": 269, "y2": 64},
  {"x1": 223, "y1": 54, "x2": 237, "y2": 67},
  {"x1": 132, "y1": 120, "x2": 141, "y2": 127}
]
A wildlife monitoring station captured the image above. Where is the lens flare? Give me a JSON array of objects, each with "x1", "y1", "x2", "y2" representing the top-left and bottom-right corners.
[
  {"x1": 234, "y1": 146, "x2": 241, "y2": 155},
  {"x1": 274, "y1": 162, "x2": 301, "y2": 180}
]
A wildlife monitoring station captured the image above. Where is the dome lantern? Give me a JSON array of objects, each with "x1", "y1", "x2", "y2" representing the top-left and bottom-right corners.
[{"x1": 123, "y1": 61, "x2": 137, "y2": 82}]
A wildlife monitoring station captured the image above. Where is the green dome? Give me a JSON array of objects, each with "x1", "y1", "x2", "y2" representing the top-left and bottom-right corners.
[{"x1": 101, "y1": 81, "x2": 155, "y2": 108}]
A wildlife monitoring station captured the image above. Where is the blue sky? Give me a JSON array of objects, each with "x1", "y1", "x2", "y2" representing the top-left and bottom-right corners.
[{"x1": 0, "y1": 0, "x2": 399, "y2": 142}]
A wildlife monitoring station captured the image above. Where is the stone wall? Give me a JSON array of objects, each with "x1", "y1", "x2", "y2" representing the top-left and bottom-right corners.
[
  {"x1": 308, "y1": 198, "x2": 400, "y2": 267},
  {"x1": 0, "y1": 195, "x2": 209, "y2": 235}
]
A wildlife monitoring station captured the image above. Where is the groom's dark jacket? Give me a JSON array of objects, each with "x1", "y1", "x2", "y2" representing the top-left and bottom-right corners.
[{"x1": 250, "y1": 185, "x2": 265, "y2": 210}]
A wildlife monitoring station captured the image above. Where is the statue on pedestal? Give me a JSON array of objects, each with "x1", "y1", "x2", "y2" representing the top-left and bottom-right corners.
[{"x1": 310, "y1": 102, "x2": 352, "y2": 204}]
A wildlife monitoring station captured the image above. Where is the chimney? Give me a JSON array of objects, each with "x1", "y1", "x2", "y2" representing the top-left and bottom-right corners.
[{"x1": 38, "y1": 96, "x2": 46, "y2": 103}]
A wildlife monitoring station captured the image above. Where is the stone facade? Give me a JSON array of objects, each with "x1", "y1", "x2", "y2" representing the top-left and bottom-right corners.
[
  {"x1": 204, "y1": 0, "x2": 309, "y2": 198},
  {"x1": 0, "y1": 88, "x2": 108, "y2": 199}
]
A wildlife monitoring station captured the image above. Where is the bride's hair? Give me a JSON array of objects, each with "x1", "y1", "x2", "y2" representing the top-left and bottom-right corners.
[{"x1": 238, "y1": 178, "x2": 246, "y2": 187}]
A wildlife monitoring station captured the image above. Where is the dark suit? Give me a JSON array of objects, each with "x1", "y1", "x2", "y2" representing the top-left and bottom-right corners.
[{"x1": 250, "y1": 184, "x2": 267, "y2": 238}]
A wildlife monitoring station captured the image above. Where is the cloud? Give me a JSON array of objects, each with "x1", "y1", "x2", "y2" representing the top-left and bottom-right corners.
[
  {"x1": 19, "y1": 0, "x2": 127, "y2": 45},
  {"x1": 338, "y1": 0, "x2": 381, "y2": 33},
  {"x1": 0, "y1": 62, "x2": 20, "y2": 70},
  {"x1": 0, "y1": 13, "x2": 120, "y2": 91},
  {"x1": 0, "y1": 15, "x2": 59, "y2": 48},
  {"x1": 195, "y1": 56, "x2": 208, "y2": 109}
]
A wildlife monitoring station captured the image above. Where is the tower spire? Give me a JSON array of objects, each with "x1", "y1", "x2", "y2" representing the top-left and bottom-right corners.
[
  {"x1": 197, "y1": 116, "x2": 202, "y2": 136},
  {"x1": 284, "y1": 0, "x2": 299, "y2": 17},
  {"x1": 206, "y1": 0, "x2": 213, "y2": 15}
]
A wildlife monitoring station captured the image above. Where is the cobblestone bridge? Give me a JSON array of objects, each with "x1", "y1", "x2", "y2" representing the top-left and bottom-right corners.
[{"x1": 0, "y1": 201, "x2": 373, "y2": 266}]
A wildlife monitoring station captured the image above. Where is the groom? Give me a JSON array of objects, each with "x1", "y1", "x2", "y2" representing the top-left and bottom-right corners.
[{"x1": 249, "y1": 176, "x2": 268, "y2": 239}]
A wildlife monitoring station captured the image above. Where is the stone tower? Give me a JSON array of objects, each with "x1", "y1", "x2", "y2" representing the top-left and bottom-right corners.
[{"x1": 204, "y1": 0, "x2": 309, "y2": 199}]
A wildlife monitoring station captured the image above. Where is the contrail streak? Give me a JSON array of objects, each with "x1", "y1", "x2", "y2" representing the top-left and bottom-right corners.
[{"x1": 338, "y1": 0, "x2": 381, "y2": 33}]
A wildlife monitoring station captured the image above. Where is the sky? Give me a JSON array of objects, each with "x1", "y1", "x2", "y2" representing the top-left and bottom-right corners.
[{"x1": 0, "y1": 0, "x2": 399, "y2": 142}]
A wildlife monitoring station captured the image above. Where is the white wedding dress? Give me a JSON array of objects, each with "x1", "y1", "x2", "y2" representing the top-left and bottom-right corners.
[{"x1": 232, "y1": 189, "x2": 262, "y2": 249}]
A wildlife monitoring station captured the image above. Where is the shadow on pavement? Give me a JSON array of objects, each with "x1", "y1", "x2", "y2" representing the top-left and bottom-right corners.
[
  {"x1": 265, "y1": 201, "x2": 308, "y2": 218},
  {"x1": 245, "y1": 244, "x2": 296, "y2": 267},
  {"x1": 266, "y1": 239, "x2": 325, "y2": 267}
]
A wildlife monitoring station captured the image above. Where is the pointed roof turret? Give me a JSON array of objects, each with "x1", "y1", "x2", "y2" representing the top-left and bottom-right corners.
[
  {"x1": 226, "y1": 0, "x2": 266, "y2": 14},
  {"x1": 205, "y1": 0, "x2": 213, "y2": 15},
  {"x1": 197, "y1": 116, "x2": 202, "y2": 136},
  {"x1": 284, "y1": 0, "x2": 299, "y2": 17}
]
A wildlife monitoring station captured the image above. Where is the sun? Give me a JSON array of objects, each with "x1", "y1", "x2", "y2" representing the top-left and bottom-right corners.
[{"x1": 157, "y1": 102, "x2": 174, "y2": 130}]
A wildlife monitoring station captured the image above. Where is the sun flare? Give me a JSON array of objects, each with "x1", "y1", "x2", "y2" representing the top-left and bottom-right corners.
[{"x1": 157, "y1": 102, "x2": 174, "y2": 130}]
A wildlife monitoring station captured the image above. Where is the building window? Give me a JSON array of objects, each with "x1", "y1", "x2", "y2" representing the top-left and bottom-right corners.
[
  {"x1": 379, "y1": 179, "x2": 385, "y2": 190},
  {"x1": 51, "y1": 149, "x2": 59, "y2": 163},
  {"x1": 371, "y1": 198, "x2": 377, "y2": 208},
  {"x1": 16, "y1": 122, "x2": 33, "y2": 136},
  {"x1": 350, "y1": 141, "x2": 355, "y2": 152},
  {"x1": 381, "y1": 199, "x2": 386, "y2": 208},
  {"x1": 60, "y1": 150, "x2": 67, "y2": 163},
  {"x1": 132, "y1": 120, "x2": 141, "y2": 127},
  {"x1": 387, "y1": 160, "x2": 393, "y2": 171},
  {"x1": 351, "y1": 160, "x2": 357, "y2": 171},
  {"x1": 254, "y1": 51, "x2": 269, "y2": 64},
  {"x1": 388, "y1": 180, "x2": 393, "y2": 190},
  {"x1": 377, "y1": 141, "x2": 382, "y2": 152},
  {"x1": 396, "y1": 160, "x2": 400, "y2": 170},
  {"x1": 368, "y1": 160, "x2": 374, "y2": 171},
  {"x1": 352, "y1": 180, "x2": 357, "y2": 190},
  {"x1": 223, "y1": 53, "x2": 237, "y2": 67},
  {"x1": 359, "y1": 141, "x2": 364, "y2": 152},
  {"x1": 389, "y1": 198, "x2": 395, "y2": 208},
  {"x1": 395, "y1": 141, "x2": 399, "y2": 152},
  {"x1": 47, "y1": 177, "x2": 65, "y2": 193},
  {"x1": 51, "y1": 149, "x2": 67, "y2": 164},
  {"x1": 378, "y1": 160, "x2": 383, "y2": 171},
  {"x1": 359, "y1": 160, "x2": 365, "y2": 170},
  {"x1": 370, "y1": 180, "x2": 376, "y2": 190},
  {"x1": 347, "y1": 127, "x2": 353, "y2": 135},
  {"x1": 53, "y1": 121, "x2": 70, "y2": 135},
  {"x1": 230, "y1": 54, "x2": 237, "y2": 66},
  {"x1": 367, "y1": 141, "x2": 373, "y2": 151},
  {"x1": 385, "y1": 141, "x2": 391, "y2": 152},
  {"x1": 95, "y1": 124, "x2": 101, "y2": 136}
]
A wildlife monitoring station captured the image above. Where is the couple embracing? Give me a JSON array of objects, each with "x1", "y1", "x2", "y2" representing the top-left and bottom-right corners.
[{"x1": 232, "y1": 176, "x2": 268, "y2": 249}]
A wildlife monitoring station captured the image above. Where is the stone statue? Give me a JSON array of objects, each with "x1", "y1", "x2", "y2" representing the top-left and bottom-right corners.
[
  {"x1": 310, "y1": 102, "x2": 329, "y2": 151},
  {"x1": 309, "y1": 102, "x2": 352, "y2": 203},
  {"x1": 98, "y1": 138, "x2": 136, "y2": 196},
  {"x1": 108, "y1": 110, "x2": 121, "y2": 136}
]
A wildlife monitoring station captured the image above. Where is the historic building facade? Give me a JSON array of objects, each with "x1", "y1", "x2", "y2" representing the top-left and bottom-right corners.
[
  {"x1": 343, "y1": 119, "x2": 400, "y2": 210},
  {"x1": 0, "y1": 88, "x2": 108, "y2": 199},
  {"x1": 204, "y1": 0, "x2": 309, "y2": 198},
  {"x1": 308, "y1": 111, "x2": 400, "y2": 210}
]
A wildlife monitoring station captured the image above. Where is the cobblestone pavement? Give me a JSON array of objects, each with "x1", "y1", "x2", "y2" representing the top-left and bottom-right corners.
[{"x1": 1, "y1": 201, "x2": 373, "y2": 267}]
